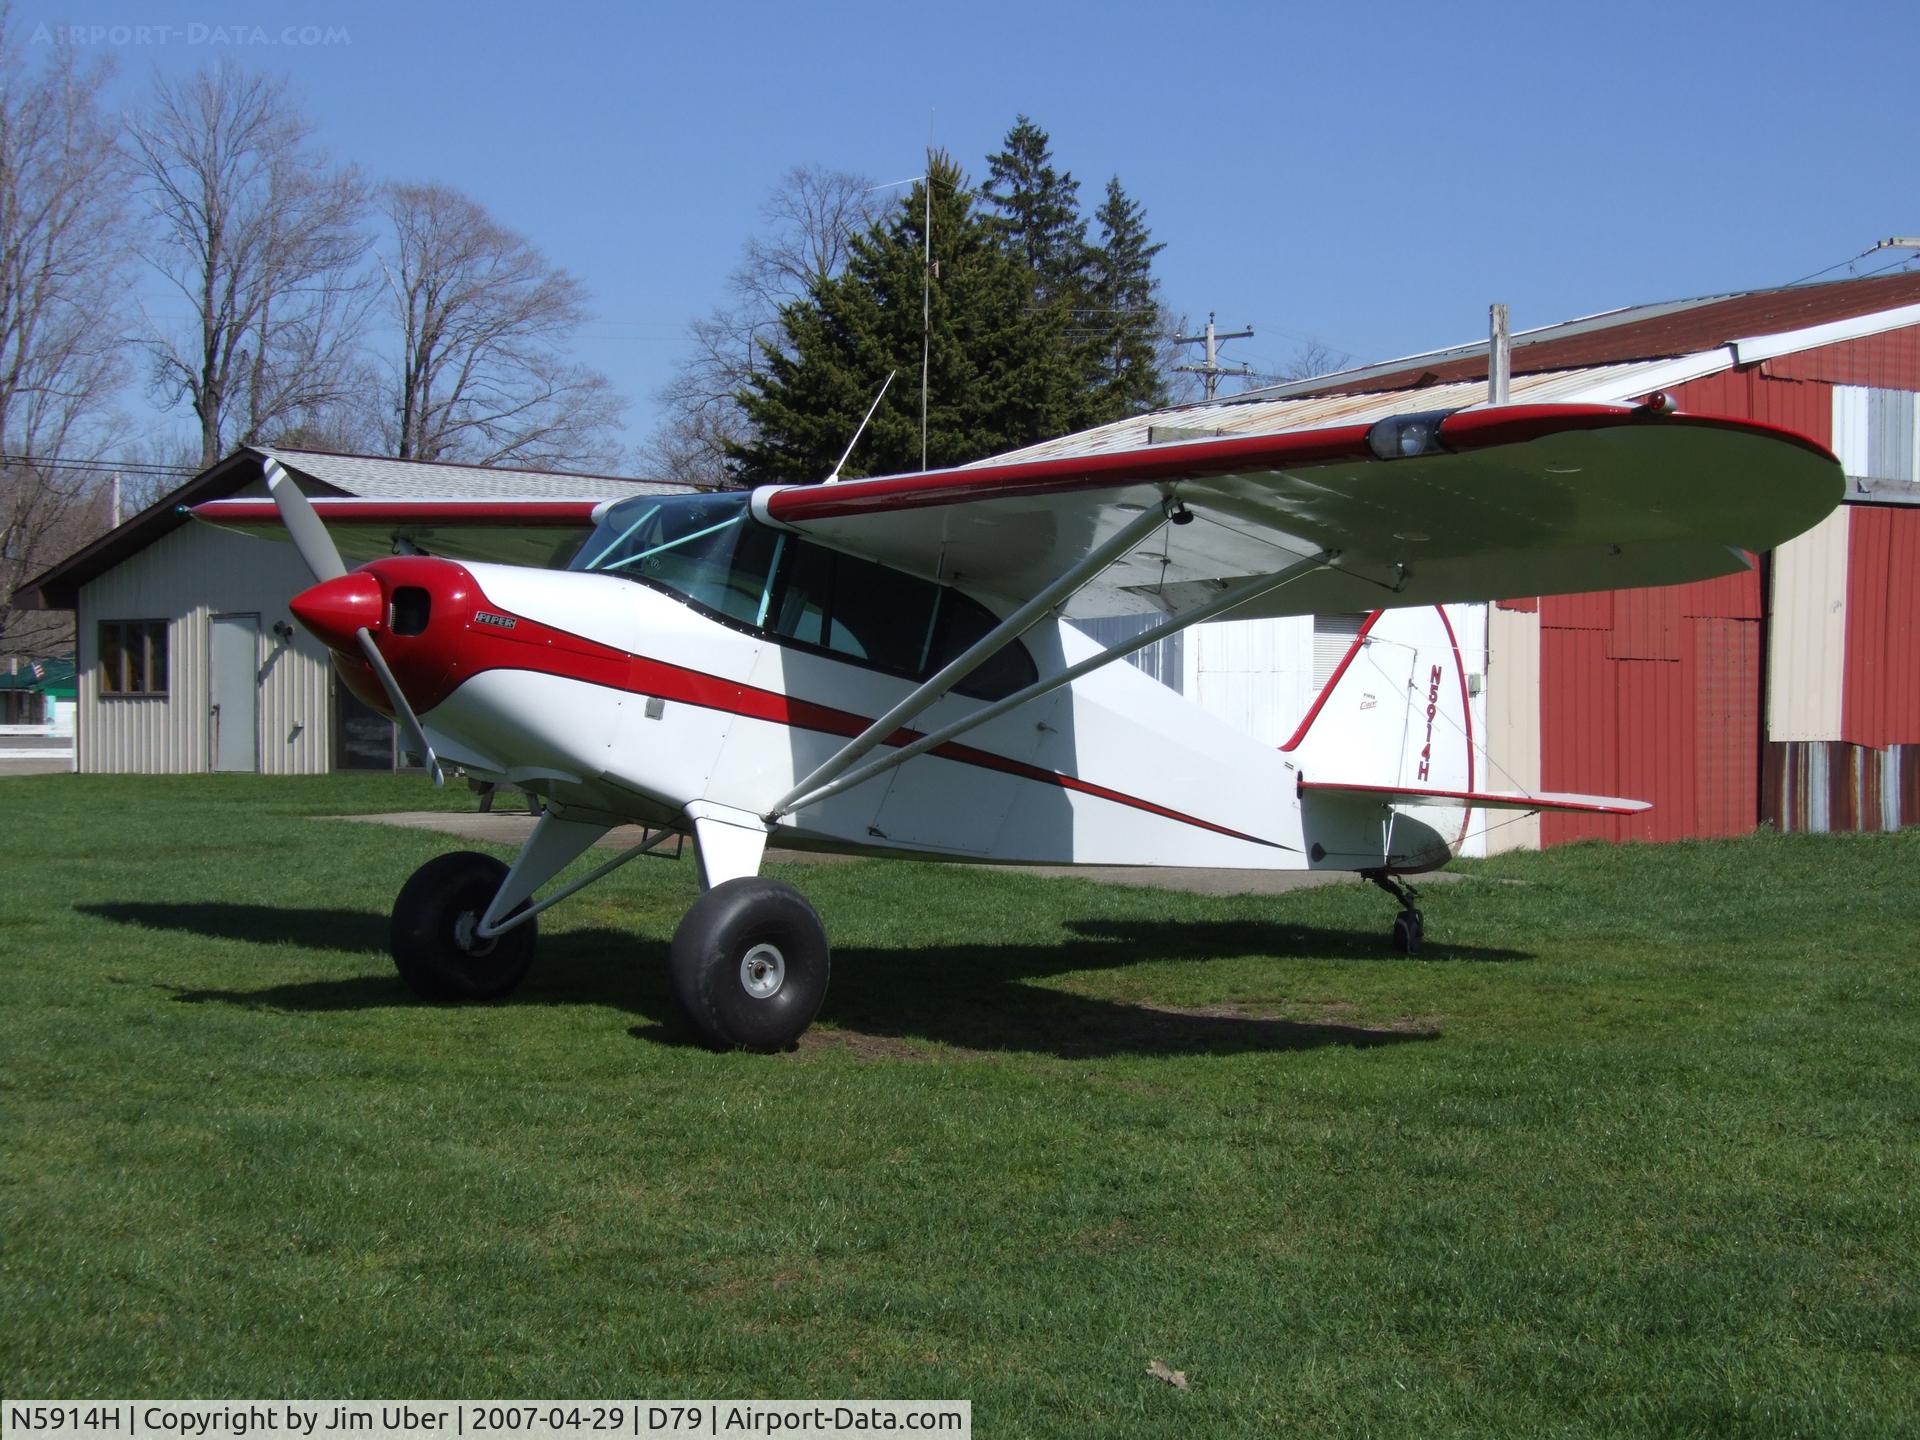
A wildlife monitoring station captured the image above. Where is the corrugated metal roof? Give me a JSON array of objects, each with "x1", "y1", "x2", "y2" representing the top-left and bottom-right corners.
[
  {"x1": 1276, "y1": 272, "x2": 1920, "y2": 397},
  {"x1": 981, "y1": 358, "x2": 1716, "y2": 465}
]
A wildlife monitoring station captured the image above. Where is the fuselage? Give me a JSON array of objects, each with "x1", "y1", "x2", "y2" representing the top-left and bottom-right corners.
[{"x1": 296, "y1": 489, "x2": 1455, "y2": 874}]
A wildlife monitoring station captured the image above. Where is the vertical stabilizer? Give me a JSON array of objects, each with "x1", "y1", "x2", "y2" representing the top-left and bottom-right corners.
[{"x1": 1285, "y1": 606, "x2": 1475, "y2": 869}]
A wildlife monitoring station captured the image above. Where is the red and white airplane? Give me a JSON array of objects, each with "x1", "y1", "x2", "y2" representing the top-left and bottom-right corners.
[{"x1": 198, "y1": 402, "x2": 1840, "y2": 1050}]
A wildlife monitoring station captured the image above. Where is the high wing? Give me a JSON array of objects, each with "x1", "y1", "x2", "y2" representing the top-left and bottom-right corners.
[
  {"x1": 747, "y1": 404, "x2": 1844, "y2": 618},
  {"x1": 191, "y1": 498, "x2": 604, "y2": 570}
]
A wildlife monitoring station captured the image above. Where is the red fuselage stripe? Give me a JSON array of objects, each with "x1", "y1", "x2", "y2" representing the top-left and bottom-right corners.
[{"x1": 618, "y1": 654, "x2": 1285, "y2": 847}]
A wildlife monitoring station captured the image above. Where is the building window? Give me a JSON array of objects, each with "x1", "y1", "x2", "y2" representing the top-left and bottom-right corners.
[{"x1": 99, "y1": 620, "x2": 168, "y2": 697}]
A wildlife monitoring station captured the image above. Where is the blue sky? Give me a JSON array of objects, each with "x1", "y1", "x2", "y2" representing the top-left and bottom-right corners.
[{"x1": 16, "y1": 0, "x2": 1918, "y2": 466}]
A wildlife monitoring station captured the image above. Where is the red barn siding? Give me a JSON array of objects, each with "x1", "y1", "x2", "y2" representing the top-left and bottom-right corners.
[
  {"x1": 1541, "y1": 628, "x2": 1623, "y2": 844},
  {"x1": 1541, "y1": 610, "x2": 1761, "y2": 846},
  {"x1": 1619, "y1": 654, "x2": 1695, "y2": 838},
  {"x1": 1672, "y1": 566, "x2": 1762, "y2": 620},
  {"x1": 1533, "y1": 365, "x2": 1833, "y2": 847},
  {"x1": 1843, "y1": 506, "x2": 1920, "y2": 748},
  {"x1": 1670, "y1": 369, "x2": 1834, "y2": 446},
  {"x1": 1541, "y1": 592, "x2": 1612, "y2": 631},
  {"x1": 1692, "y1": 618, "x2": 1761, "y2": 836},
  {"x1": 1763, "y1": 323, "x2": 1920, "y2": 390},
  {"x1": 1609, "y1": 587, "x2": 1680, "y2": 660}
]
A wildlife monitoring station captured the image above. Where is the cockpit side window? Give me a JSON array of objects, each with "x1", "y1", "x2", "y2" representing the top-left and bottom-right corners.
[{"x1": 572, "y1": 495, "x2": 1036, "y2": 701}]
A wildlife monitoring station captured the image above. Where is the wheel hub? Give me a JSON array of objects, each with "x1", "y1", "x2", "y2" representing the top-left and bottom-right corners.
[
  {"x1": 451, "y1": 909, "x2": 496, "y2": 956},
  {"x1": 739, "y1": 942, "x2": 786, "y2": 999}
]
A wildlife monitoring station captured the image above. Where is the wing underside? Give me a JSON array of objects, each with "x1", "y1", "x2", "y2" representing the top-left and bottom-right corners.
[
  {"x1": 750, "y1": 405, "x2": 1842, "y2": 618},
  {"x1": 192, "y1": 498, "x2": 603, "y2": 569}
]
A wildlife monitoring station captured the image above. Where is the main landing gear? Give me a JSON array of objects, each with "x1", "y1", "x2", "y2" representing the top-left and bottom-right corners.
[
  {"x1": 669, "y1": 877, "x2": 830, "y2": 1052},
  {"x1": 386, "y1": 808, "x2": 831, "y2": 1052},
  {"x1": 391, "y1": 851, "x2": 538, "y2": 1000},
  {"x1": 1367, "y1": 871, "x2": 1425, "y2": 954}
]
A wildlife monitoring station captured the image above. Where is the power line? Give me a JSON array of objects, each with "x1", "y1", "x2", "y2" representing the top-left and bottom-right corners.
[
  {"x1": 1781, "y1": 236, "x2": 1920, "y2": 289},
  {"x1": 0, "y1": 454, "x2": 198, "y2": 478}
]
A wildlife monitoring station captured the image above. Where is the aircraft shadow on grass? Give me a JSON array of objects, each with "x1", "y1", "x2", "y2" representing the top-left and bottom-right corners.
[{"x1": 79, "y1": 901, "x2": 1532, "y2": 1060}]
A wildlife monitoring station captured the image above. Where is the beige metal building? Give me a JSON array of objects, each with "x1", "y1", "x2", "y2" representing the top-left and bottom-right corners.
[{"x1": 16, "y1": 448, "x2": 681, "y2": 774}]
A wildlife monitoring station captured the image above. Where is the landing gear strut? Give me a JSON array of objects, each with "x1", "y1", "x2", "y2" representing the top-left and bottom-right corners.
[{"x1": 1367, "y1": 871, "x2": 1425, "y2": 954}]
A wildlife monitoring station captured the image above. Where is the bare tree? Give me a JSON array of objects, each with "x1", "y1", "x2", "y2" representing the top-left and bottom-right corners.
[
  {"x1": 2, "y1": 462, "x2": 111, "y2": 659},
  {"x1": 644, "y1": 166, "x2": 880, "y2": 485},
  {"x1": 1246, "y1": 338, "x2": 1354, "y2": 392},
  {"x1": 0, "y1": 23, "x2": 133, "y2": 659},
  {"x1": 129, "y1": 62, "x2": 369, "y2": 468},
  {"x1": 378, "y1": 182, "x2": 621, "y2": 471}
]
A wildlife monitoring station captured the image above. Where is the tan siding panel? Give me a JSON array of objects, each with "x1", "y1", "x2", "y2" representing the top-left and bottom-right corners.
[
  {"x1": 1485, "y1": 603, "x2": 1541, "y2": 853},
  {"x1": 78, "y1": 527, "x2": 335, "y2": 773},
  {"x1": 1766, "y1": 506, "x2": 1849, "y2": 742}
]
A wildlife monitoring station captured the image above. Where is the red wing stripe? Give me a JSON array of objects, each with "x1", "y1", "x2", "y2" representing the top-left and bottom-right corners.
[{"x1": 766, "y1": 424, "x2": 1376, "y2": 520}]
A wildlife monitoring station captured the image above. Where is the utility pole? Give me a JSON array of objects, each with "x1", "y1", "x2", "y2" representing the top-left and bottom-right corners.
[
  {"x1": 1174, "y1": 312, "x2": 1255, "y2": 401},
  {"x1": 1489, "y1": 304, "x2": 1511, "y2": 405}
]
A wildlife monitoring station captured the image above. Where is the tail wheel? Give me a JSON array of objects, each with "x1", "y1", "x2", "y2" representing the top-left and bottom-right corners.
[
  {"x1": 1391, "y1": 908, "x2": 1425, "y2": 955},
  {"x1": 670, "y1": 878, "x2": 830, "y2": 1052},
  {"x1": 391, "y1": 851, "x2": 537, "y2": 1001}
]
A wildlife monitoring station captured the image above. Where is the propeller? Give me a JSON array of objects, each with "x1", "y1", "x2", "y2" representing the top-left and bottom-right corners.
[
  {"x1": 266, "y1": 459, "x2": 444, "y2": 785},
  {"x1": 266, "y1": 460, "x2": 346, "y2": 582}
]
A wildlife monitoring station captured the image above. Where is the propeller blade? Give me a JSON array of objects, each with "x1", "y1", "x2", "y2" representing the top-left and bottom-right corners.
[
  {"x1": 354, "y1": 626, "x2": 445, "y2": 787},
  {"x1": 265, "y1": 460, "x2": 346, "y2": 583}
]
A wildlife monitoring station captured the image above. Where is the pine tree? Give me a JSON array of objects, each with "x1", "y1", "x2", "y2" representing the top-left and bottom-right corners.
[
  {"x1": 1085, "y1": 177, "x2": 1169, "y2": 418},
  {"x1": 727, "y1": 151, "x2": 1081, "y2": 485},
  {"x1": 981, "y1": 115, "x2": 1088, "y2": 306}
]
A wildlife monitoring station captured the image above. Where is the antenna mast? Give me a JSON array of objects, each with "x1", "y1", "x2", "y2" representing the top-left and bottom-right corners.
[
  {"x1": 826, "y1": 371, "x2": 896, "y2": 484},
  {"x1": 922, "y1": 174, "x2": 931, "y2": 471}
]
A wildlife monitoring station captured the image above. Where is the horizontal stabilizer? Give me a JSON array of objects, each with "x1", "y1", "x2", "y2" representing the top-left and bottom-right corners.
[{"x1": 1300, "y1": 780, "x2": 1650, "y2": 815}]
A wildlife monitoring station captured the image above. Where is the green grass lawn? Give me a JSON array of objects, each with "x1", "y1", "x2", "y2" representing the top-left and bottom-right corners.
[{"x1": 2, "y1": 774, "x2": 1915, "y2": 1435}]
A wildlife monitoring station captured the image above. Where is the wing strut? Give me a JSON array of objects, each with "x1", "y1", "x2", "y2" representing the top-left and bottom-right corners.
[
  {"x1": 765, "y1": 499, "x2": 1179, "y2": 817},
  {"x1": 768, "y1": 544, "x2": 1336, "y2": 822}
]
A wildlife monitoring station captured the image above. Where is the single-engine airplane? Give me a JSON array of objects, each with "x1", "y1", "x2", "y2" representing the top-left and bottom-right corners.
[{"x1": 197, "y1": 401, "x2": 1841, "y2": 1050}]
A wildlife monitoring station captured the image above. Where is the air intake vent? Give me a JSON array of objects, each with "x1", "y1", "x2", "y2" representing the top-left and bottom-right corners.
[{"x1": 390, "y1": 586, "x2": 431, "y2": 636}]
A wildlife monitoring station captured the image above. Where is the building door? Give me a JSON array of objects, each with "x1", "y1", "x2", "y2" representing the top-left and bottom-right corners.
[
  {"x1": 333, "y1": 677, "x2": 396, "y2": 769},
  {"x1": 209, "y1": 613, "x2": 260, "y2": 772}
]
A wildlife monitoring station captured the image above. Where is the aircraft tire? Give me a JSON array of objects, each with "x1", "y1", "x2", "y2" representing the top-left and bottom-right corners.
[
  {"x1": 670, "y1": 877, "x2": 829, "y2": 1052},
  {"x1": 391, "y1": 851, "x2": 538, "y2": 1001},
  {"x1": 1391, "y1": 908, "x2": 1424, "y2": 955}
]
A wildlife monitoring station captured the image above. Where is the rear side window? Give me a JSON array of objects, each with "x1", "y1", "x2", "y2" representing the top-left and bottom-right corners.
[
  {"x1": 769, "y1": 541, "x2": 1036, "y2": 700},
  {"x1": 771, "y1": 544, "x2": 940, "y2": 677},
  {"x1": 933, "y1": 589, "x2": 1038, "y2": 700}
]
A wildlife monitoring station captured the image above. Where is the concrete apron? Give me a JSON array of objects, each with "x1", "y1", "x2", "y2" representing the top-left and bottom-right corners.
[{"x1": 326, "y1": 810, "x2": 1461, "y2": 899}]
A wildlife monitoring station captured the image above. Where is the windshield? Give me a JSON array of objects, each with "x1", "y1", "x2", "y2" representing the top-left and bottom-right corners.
[{"x1": 570, "y1": 492, "x2": 783, "y2": 626}]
